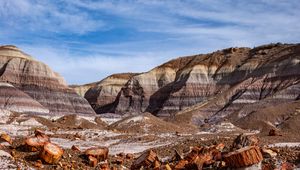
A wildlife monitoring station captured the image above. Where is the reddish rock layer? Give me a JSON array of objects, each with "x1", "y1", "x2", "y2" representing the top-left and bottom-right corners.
[{"x1": 0, "y1": 45, "x2": 95, "y2": 115}]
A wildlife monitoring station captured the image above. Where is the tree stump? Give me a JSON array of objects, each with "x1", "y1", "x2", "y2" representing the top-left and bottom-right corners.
[
  {"x1": 224, "y1": 146, "x2": 263, "y2": 168},
  {"x1": 40, "y1": 142, "x2": 63, "y2": 164},
  {"x1": 24, "y1": 137, "x2": 49, "y2": 152},
  {"x1": 84, "y1": 147, "x2": 109, "y2": 161}
]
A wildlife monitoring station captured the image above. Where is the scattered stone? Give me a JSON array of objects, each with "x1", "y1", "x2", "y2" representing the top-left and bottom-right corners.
[
  {"x1": 224, "y1": 146, "x2": 263, "y2": 168},
  {"x1": 117, "y1": 152, "x2": 125, "y2": 158},
  {"x1": 173, "y1": 149, "x2": 183, "y2": 161},
  {"x1": 281, "y1": 162, "x2": 294, "y2": 170},
  {"x1": 88, "y1": 156, "x2": 98, "y2": 167},
  {"x1": 153, "y1": 160, "x2": 161, "y2": 169},
  {"x1": 268, "y1": 129, "x2": 281, "y2": 136},
  {"x1": 99, "y1": 162, "x2": 110, "y2": 170},
  {"x1": 114, "y1": 157, "x2": 123, "y2": 165},
  {"x1": 40, "y1": 142, "x2": 64, "y2": 164},
  {"x1": 163, "y1": 164, "x2": 172, "y2": 170},
  {"x1": 131, "y1": 150, "x2": 159, "y2": 169},
  {"x1": 126, "y1": 153, "x2": 134, "y2": 159},
  {"x1": 232, "y1": 134, "x2": 259, "y2": 150},
  {"x1": 71, "y1": 145, "x2": 80, "y2": 152},
  {"x1": 175, "y1": 159, "x2": 188, "y2": 169},
  {"x1": 34, "y1": 129, "x2": 49, "y2": 140},
  {"x1": 261, "y1": 148, "x2": 277, "y2": 158},
  {"x1": 33, "y1": 160, "x2": 43, "y2": 168},
  {"x1": 0, "y1": 133, "x2": 12, "y2": 145},
  {"x1": 85, "y1": 147, "x2": 109, "y2": 161},
  {"x1": 24, "y1": 136, "x2": 49, "y2": 152}
]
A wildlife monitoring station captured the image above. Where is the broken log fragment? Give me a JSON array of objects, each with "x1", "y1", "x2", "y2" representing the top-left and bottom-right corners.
[
  {"x1": 71, "y1": 145, "x2": 80, "y2": 152},
  {"x1": 84, "y1": 147, "x2": 109, "y2": 161},
  {"x1": 24, "y1": 136, "x2": 49, "y2": 152},
  {"x1": 224, "y1": 146, "x2": 263, "y2": 168},
  {"x1": 172, "y1": 149, "x2": 183, "y2": 161},
  {"x1": 0, "y1": 133, "x2": 12, "y2": 145},
  {"x1": 232, "y1": 134, "x2": 259, "y2": 150},
  {"x1": 88, "y1": 156, "x2": 98, "y2": 167},
  {"x1": 175, "y1": 160, "x2": 188, "y2": 169},
  {"x1": 268, "y1": 129, "x2": 282, "y2": 136},
  {"x1": 131, "y1": 150, "x2": 158, "y2": 169},
  {"x1": 34, "y1": 129, "x2": 49, "y2": 140},
  {"x1": 126, "y1": 153, "x2": 134, "y2": 159},
  {"x1": 99, "y1": 162, "x2": 110, "y2": 170},
  {"x1": 40, "y1": 142, "x2": 64, "y2": 164},
  {"x1": 261, "y1": 148, "x2": 277, "y2": 158},
  {"x1": 164, "y1": 164, "x2": 172, "y2": 170}
]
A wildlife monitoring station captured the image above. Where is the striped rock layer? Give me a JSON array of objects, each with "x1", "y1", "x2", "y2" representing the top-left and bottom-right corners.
[
  {"x1": 0, "y1": 45, "x2": 95, "y2": 115},
  {"x1": 78, "y1": 43, "x2": 300, "y2": 129}
]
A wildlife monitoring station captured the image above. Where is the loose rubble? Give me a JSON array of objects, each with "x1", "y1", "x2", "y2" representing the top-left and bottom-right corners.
[{"x1": 0, "y1": 114, "x2": 300, "y2": 169}]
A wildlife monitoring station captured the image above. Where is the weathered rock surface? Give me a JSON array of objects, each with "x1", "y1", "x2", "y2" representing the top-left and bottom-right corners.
[
  {"x1": 0, "y1": 45, "x2": 95, "y2": 115},
  {"x1": 78, "y1": 43, "x2": 300, "y2": 132},
  {"x1": 74, "y1": 73, "x2": 137, "y2": 114}
]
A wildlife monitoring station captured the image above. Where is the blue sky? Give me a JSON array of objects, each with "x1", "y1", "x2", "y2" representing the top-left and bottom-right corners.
[{"x1": 0, "y1": 0, "x2": 299, "y2": 84}]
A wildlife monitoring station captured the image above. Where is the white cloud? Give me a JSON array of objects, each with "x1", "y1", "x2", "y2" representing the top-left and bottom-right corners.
[
  {"x1": 19, "y1": 45, "x2": 172, "y2": 85},
  {"x1": 0, "y1": 0, "x2": 103, "y2": 34},
  {"x1": 1, "y1": 0, "x2": 300, "y2": 84}
]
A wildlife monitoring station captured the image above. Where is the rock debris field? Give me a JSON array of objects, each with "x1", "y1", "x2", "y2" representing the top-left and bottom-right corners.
[{"x1": 0, "y1": 111, "x2": 299, "y2": 169}]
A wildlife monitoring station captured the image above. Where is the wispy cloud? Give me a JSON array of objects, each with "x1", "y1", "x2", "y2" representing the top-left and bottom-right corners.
[
  {"x1": 0, "y1": 0, "x2": 103, "y2": 34},
  {"x1": 1, "y1": 0, "x2": 299, "y2": 84}
]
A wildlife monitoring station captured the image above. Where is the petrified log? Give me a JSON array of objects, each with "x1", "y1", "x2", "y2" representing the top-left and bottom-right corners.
[
  {"x1": 85, "y1": 147, "x2": 109, "y2": 161},
  {"x1": 153, "y1": 160, "x2": 161, "y2": 170},
  {"x1": 224, "y1": 146, "x2": 263, "y2": 168},
  {"x1": 164, "y1": 164, "x2": 172, "y2": 170},
  {"x1": 268, "y1": 129, "x2": 282, "y2": 136},
  {"x1": 0, "y1": 133, "x2": 12, "y2": 145},
  {"x1": 173, "y1": 149, "x2": 183, "y2": 161},
  {"x1": 40, "y1": 142, "x2": 64, "y2": 164},
  {"x1": 71, "y1": 145, "x2": 81, "y2": 152},
  {"x1": 175, "y1": 160, "x2": 188, "y2": 169},
  {"x1": 24, "y1": 136, "x2": 49, "y2": 152},
  {"x1": 261, "y1": 148, "x2": 277, "y2": 158},
  {"x1": 99, "y1": 162, "x2": 110, "y2": 170},
  {"x1": 232, "y1": 134, "x2": 259, "y2": 150},
  {"x1": 88, "y1": 156, "x2": 98, "y2": 167},
  {"x1": 126, "y1": 153, "x2": 134, "y2": 159},
  {"x1": 131, "y1": 150, "x2": 158, "y2": 169},
  {"x1": 34, "y1": 129, "x2": 49, "y2": 139}
]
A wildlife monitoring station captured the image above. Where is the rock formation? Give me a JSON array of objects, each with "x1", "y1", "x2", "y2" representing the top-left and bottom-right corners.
[
  {"x1": 73, "y1": 73, "x2": 137, "y2": 113},
  {"x1": 78, "y1": 43, "x2": 299, "y2": 131},
  {"x1": 0, "y1": 45, "x2": 95, "y2": 115}
]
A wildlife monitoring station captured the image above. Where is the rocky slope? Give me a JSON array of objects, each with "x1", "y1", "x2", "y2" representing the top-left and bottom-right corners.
[
  {"x1": 73, "y1": 73, "x2": 138, "y2": 114},
  {"x1": 78, "y1": 43, "x2": 300, "y2": 131},
  {"x1": 0, "y1": 45, "x2": 95, "y2": 115}
]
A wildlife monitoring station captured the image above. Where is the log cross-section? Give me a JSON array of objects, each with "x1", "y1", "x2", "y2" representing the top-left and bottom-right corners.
[
  {"x1": 84, "y1": 147, "x2": 109, "y2": 161},
  {"x1": 224, "y1": 146, "x2": 263, "y2": 168},
  {"x1": 40, "y1": 142, "x2": 64, "y2": 164}
]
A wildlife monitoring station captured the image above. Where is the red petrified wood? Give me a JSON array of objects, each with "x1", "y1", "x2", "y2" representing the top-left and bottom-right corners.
[{"x1": 224, "y1": 146, "x2": 263, "y2": 168}]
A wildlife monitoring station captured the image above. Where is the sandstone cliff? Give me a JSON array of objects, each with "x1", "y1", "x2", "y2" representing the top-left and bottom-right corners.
[
  {"x1": 79, "y1": 43, "x2": 299, "y2": 132},
  {"x1": 0, "y1": 45, "x2": 95, "y2": 115}
]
